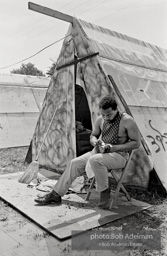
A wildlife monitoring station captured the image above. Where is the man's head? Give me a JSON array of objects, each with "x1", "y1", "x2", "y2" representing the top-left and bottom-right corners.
[{"x1": 99, "y1": 96, "x2": 118, "y2": 121}]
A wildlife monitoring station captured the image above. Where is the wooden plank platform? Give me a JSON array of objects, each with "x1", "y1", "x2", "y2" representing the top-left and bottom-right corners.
[
  {"x1": 0, "y1": 201, "x2": 71, "y2": 256},
  {"x1": 0, "y1": 230, "x2": 34, "y2": 256},
  {"x1": 0, "y1": 172, "x2": 151, "y2": 240}
]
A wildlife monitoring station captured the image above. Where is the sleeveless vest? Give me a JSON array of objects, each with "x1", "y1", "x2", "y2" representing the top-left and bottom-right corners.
[{"x1": 101, "y1": 112, "x2": 121, "y2": 145}]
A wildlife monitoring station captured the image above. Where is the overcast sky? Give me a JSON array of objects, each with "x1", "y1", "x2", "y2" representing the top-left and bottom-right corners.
[{"x1": 0, "y1": 0, "x2": 167, "y2": 75}]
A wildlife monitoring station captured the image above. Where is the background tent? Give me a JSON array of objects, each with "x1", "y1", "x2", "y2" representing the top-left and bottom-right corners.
[
  {"x1": 29, "y1": 16, "x2": 167, "y2": 192},
  {"x1": 0, "y1": 73, "x2": 49, "y2": 148}
]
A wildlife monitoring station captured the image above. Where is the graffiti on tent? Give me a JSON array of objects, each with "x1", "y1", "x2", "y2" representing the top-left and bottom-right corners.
[{"x1": 147, "y1": 120, "x2": 167, "y2": 153}]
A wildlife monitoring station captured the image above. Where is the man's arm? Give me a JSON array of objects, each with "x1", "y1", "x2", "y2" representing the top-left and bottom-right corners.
[{"x1": 90, "y1": 116, "x2": 102, "y2": 147}]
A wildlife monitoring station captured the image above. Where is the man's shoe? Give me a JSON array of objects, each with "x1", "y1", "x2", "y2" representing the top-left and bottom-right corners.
[
  {"x1": 34, "y1": 190, "x2": 61, "y2": 205},
  {"x1": 98, "y1": 188, "x2": 110, "y2": 207}
]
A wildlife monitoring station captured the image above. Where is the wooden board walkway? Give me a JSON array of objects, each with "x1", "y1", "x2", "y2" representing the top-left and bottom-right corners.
[{"x1": 0, "y1": 172, "x2": 151, "y2": 240}]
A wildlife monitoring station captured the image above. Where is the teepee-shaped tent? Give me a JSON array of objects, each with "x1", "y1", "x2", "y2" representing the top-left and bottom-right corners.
[{"x1": 27, "y1": 3, "x2": 167, "y2": 192}]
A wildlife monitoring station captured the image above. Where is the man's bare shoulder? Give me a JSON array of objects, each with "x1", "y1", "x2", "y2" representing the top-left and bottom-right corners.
[
  {"x1": 121, "y1": 112, "x2": 133, "y2": 121},
  {"x1": 95, "y1": 115, "x2": 103, "y2": 129},
  {"x1": 122, "y1": 112, "x2": 133, "y2": 120},
  {"x1": 121, "y1": 112, "x2": 138, "y2": 128},
  {"x1": 96, "y1": 115, "x2": 103, "y2": 123}
]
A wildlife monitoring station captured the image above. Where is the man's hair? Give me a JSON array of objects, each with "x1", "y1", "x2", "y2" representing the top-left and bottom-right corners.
[{"x1": 99, "y1": 96, "x2": 117, "y2": 110}]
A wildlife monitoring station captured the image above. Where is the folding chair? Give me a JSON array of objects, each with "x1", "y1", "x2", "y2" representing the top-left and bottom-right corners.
[{"x1": 85, "y1": 150, "x2": 134, "y2": 209}]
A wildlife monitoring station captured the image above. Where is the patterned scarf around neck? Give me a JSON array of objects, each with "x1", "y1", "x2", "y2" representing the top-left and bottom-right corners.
[{"x1": 101, "y1": 112, "x2": 121, "y2": 145}]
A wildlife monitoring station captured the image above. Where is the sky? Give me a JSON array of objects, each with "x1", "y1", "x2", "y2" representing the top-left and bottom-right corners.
[{"x1": 0, "y1": 0, "x2": 167, "y2": 75}]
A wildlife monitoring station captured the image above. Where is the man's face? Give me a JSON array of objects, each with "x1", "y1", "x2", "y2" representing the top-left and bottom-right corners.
[{"x1": 101, "y1": 107, "x2": 118, "y2": 121}]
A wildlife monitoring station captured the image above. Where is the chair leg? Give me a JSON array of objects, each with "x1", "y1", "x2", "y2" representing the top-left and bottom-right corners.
[
  {"x1": 109, "y1": 150, "x2": 134, "y2": 209},
  {"x1": 109, "y1": 179, "x2": 125, "y2": 209},
  {"x1": 110, "y1": 170, "x2": 131, "y2": 201},
  {"x1": 109, "y1": 173, "x2": 127, "y2": 209},
  {"x1": 85, "y1": 177, "x2": 95, "y2": 201}
]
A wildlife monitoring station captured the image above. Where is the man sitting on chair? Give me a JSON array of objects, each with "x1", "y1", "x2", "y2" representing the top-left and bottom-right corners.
[{"x1": 35, "y1": 96, "x2": 141, "y2": 207}]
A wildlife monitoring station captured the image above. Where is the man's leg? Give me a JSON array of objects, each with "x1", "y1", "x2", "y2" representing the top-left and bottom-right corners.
[
  {"x1": 53, "y1": 151, "x2": 91, "y2": 196},
  {"x1": 89, "y1": 152, "x2": 127, "y2": 206},
  {"x1": 35, "y1": 151, "x2": 91, "y2": 205}
]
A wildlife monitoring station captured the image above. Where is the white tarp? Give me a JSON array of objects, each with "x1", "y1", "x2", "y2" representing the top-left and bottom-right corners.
[{"x1": 0, "y1": 74, "x2": 49, "y2": 148}]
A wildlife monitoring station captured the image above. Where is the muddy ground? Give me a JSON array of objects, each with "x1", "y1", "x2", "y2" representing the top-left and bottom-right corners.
[{"x1": 0, "y1": 147, "x2": 167, "y2": 256}]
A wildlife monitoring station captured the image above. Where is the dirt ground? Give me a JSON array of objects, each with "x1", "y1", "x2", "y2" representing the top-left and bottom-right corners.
[{"x1": 0, "y1": 147, "x2": 167, "y2": 256}]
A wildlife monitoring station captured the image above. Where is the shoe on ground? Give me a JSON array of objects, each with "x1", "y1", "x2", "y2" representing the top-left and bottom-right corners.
[
  {"x1": 98, "y1": 188, "x2": 110, "y2": 207},
  {"x1": 34, "y1": 190, "x2": 61, "y2": 205}
]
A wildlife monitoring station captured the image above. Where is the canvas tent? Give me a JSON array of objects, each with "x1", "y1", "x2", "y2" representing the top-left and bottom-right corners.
[
  {"x1": 0, "y1": 73, "x2": 49, "y2": 148},
  {"x1": 28, "y1": 4, "x2": 167, "y2": 192}
]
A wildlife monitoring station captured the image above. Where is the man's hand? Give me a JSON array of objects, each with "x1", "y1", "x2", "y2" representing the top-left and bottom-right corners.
[
  {"x1": 103, "y1": 144, "x2": 112, "y2": 153},
  {"x1": 94, "y1": 139, "x2": 105, "y2": 153},
  {"x1": 95, "y1": 139, "x2": 105, "y2": 147},
  {"x1": 95, "y1": 140, "x2": 113, "y2": 153}
]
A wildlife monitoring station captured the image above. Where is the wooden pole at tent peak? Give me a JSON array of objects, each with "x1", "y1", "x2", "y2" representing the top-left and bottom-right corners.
[{"x1": 28, "y1": 2, "x2": 73, "y2": 24}]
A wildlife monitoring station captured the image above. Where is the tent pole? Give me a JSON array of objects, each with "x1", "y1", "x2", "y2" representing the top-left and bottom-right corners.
[
  {"x1": 28, "y1": 2, "x2": 73, "y2": 23},
  {"x1": 56, "y1": 52, "x2": 99, "y2": 71}
]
